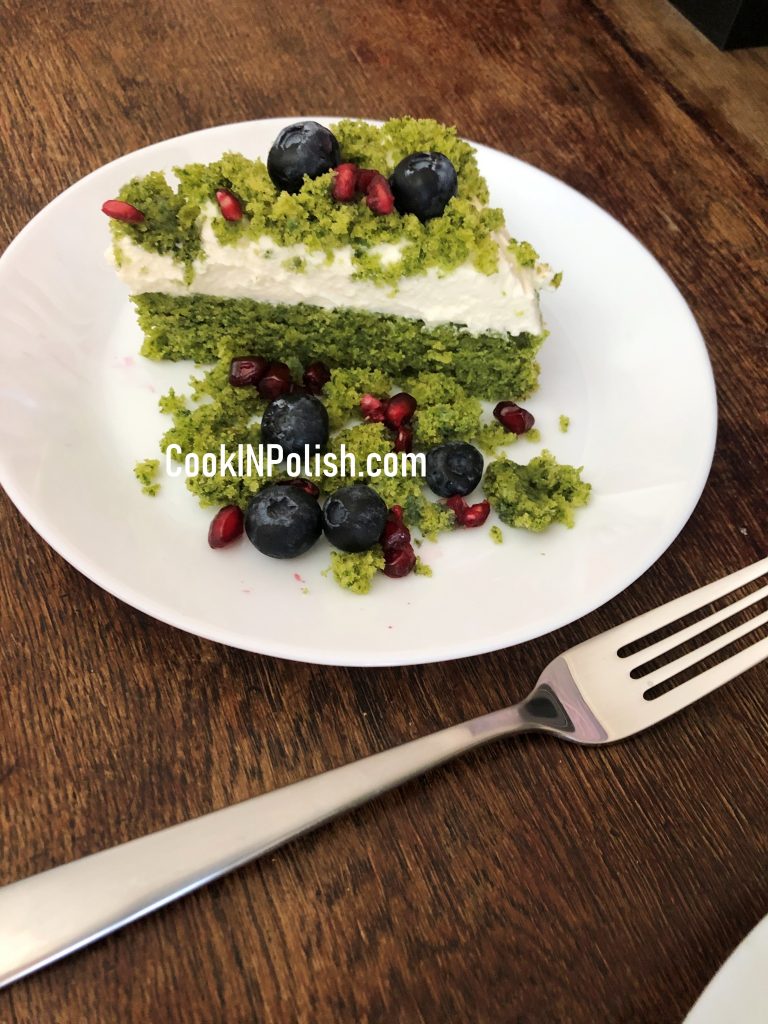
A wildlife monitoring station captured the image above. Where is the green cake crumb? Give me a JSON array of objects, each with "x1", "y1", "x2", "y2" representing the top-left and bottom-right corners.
[
  {"x1": 508, "y1": 238, "x2": 539, "y2": 268},
  {"x1": 559, "y1": 414, "x2": 570, "y2": 432},
  {"x1": 552, "y1": 271, "x2": 563, "y2": 288},
  {"x1": 483, "y1": 450, "x2": 591, "y2": 531},
  {"x1": 329, "y1": 547, "x2": 386, "y2": 594},
  {"x1": 134, "y1": 458, "x2": 160, "y2": 496},
  {"x1": 490, "y1": 525, "x2": 503, "y2": 544},
  {"x1": 414, "y1": 557, "x2": 432, "y2": 577},
  {"x1": 525, "y1": 427, "x2": 541, "y2": 443},
  {"x1": 404, "y1": 495, "x2": 456, "y2": 540},
  {"x1": 324, "y1": 367, "x2": 394, "y2": 429}
]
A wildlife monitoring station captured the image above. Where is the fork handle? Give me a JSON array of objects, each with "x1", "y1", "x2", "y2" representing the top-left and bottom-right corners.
[{"x1": 0, "y1": 705, "x2": 526, "y2": 988}]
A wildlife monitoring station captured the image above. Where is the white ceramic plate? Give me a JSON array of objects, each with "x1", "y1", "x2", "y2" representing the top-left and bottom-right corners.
[
  {"x1": 684, "y1": 914, "x2": 768, "y2": 1024},
  {"x1": 0, "y1": 117, "x2": 716, "y2": 666}
]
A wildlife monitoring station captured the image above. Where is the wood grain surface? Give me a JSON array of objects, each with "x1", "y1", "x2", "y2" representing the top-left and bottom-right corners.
[{"x1": 1, "y1": 1, "x2": 766, "y2": 1021}]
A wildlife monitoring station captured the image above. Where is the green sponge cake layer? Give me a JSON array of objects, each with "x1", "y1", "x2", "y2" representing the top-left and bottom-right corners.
[{"x1": 133, "y1": 293, "x2": 545, "y2": 399}]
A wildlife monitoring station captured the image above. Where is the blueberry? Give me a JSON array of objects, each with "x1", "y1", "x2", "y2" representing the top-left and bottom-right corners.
[
  {"x1": 245, "y1": 484, "x2": 322, "y2": 559},
  {"x1": 425, "y1": 442, "x2": 484, "y2": 498},
  {"x1": 267, "y1": 121, "x2": 341, "y2": 194},
  {"x1": 260, "y1": 392, "x2": 329, "y2": 458},
  {"x1": 322, "y1": 485, "x2": 388, "y2": 553},
  {"x1": 389, "y1": 152, "x2": 458, "y2": 221}
]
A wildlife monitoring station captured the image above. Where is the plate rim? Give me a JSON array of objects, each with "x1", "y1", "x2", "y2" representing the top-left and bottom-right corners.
[{"x1": 0, "y1": 117, "x2": 718, "y2": 666}]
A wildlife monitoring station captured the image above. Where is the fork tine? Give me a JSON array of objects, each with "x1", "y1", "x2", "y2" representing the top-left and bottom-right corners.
[
  {"x1": 644, "y1": 635, "x2": 768, "y2": 720},
  {"x1": 606, "y1": 557, "x2": 768, "y2": 650},
  {"x1": 637, "y1": 608, "x2": 768, "y2": 691},
  {"x1": 624, "y1": 582, "x2": 768, "y2": 670}
]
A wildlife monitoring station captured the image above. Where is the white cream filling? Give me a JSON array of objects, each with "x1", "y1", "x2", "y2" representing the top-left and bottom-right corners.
[{"x1": 109, "y1": 204, "x2": 554, "y2": 336}]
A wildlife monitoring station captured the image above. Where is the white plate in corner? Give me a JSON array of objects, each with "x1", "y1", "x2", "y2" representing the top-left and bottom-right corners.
[
  {"x1": 0, "y1": 117, "x2": 716, "y2": 666},
  {"x1": 683, "y1": 914, "x2": 768, "y2": 1024}
]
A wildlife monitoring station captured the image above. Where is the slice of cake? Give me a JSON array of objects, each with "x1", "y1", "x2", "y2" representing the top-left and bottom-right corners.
[{"x1": 104, "y1": 117, "x2": 558, "y2": 398}]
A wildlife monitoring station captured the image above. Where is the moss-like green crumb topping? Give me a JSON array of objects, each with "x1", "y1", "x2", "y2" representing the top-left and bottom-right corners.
[
  {"x1": 508, "y1": 239, "x2": 539, "y2": 268},
  {"x1": 559, "y1": 414, "x2": 570, "y2": 433},
  {"x1": 329, "y1": 547, "x2": 385, "y2": 594},
  {"x1": 112, "y1": 173, "x2": 202, "y2": 281},
  {"x1": 525, "y1": 427, "x2": 541, "y2": 443},
  {"x1": 111, "y1": 117, "x2": 531, "y2": 288},
  {"x1": 483, "y1": 451, "x2": 591, "y2": 531},
  {"x1": 404, "y1": 494, "x2": 456, "y2": 539},
  {"x1": 134, "y1": 458, "x2": 161, "y2": 496},
  {"x1": 414, "y1": 557, "x2": 433, "y2": 577},
  {"x1": 490, "y1": 525, "x2": 503, "y2": 544}
]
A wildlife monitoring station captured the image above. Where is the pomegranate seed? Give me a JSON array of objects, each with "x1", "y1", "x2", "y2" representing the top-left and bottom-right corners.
[
  {"x1": 215, "y1": 189, "x2": 243, "y2": 221},
  {"x1": 303, "y1": 360, "x2": 331, "y2": 394},
  {"x1": 381, "y1": 506, "x2": 411, "y2": 553},
  {"x1": 289, "y1": 478, "x2": 320, "y2": 499},
  {"x1": 356, "y1": 168, "x2": 377, "y2": 192},
  {"x1": 360, "y1": 393, "x2": 386, "y2": 422},
  {"x1": 101, "y1": 199, "x2": 144, "y2": 223},
  {"x1": 381, "y1": 505, "x2": 416, "y2": 578},
  {"x1": 394, "y1": 425, "x2": 412, "y2": 453},
  {"x1": 461, "y1": 500, "x2": 491, "y2": 528},
  {"x1": 493, "y1": 401, "x2": 535, "y2": 434},
  {"x1": 383, "y1": 543, "x2": 416, "y2": 578},
  {"x1": 208, "y1": 505, "x2": 244, "y2": 548},
  {"x1": 258, "y1": 361, "x2": 292, "y2": 400},
  {"x1": 445, "y1": 495, "x2": 468, "y2": 522},
  {"x1": 228, "y1": 356, "x2": 268, "y2": 387},
  {"x1": 384, "y1": 392, "x2": 417, "y2": 429},
  {"x1": 444, "y1": 495, "x2": 491, "y2": 528},
  {"x1": 365, "y1": 173, "x2": 395, "y2": 215},
  {"x1": 332, "y1": 163, "x2": 358, "y2": 202}
]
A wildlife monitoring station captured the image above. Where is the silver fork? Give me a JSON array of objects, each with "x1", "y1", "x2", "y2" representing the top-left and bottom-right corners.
[{"x1": 1, "y1": 558, "x2": 766, "y2": 988}]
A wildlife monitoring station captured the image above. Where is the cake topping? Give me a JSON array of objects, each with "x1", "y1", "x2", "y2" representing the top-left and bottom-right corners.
[
  {"x1": 208, "y1": 505, "x2": 244, "y2": 548},
  {"x1": 215, "y1": 189, "x2": 243, "y2": 221},
  {"x1": 302, "y1": 360, "x2": 331, "y2": 395},
  {"x1": 493, "y1": 401, "x2": 535, "y2": 434},
  {"x1": 257, "y1": 361, "x2": 292, "y2": 400},
  {"x1": 355, "y1": 168, "x2": 377, "y2": 192},
  {"x1": 394, "y1": 426, "x2": 413, "y2": 453},
  {"x1": 331, "y1": 162, "x2": 395, "y2": 215},
  {"x1": 444, "y1": 495, "x2": 491, "y2": 528},
  {"x1": 364, "y1": 173, "x2": 395, "y2": 215},
  {"x1": 383, "y1": 392, "x2": 417, "y2": 430},
  {"x1": 267, "y1": 120, "x2": 341, "y2": 194},
  {"x1": 425, "y1": 442, "x2": 484, "y2": 498},
  {"x1": 322, "y1": 485, "x2": 388, "y2": 553},
  {"x1": 101, "y1": 199, "x2": 145, "y2": 223},
  {"x1": 288, "y1": 478, "x2": 321, "y2": 499},
  {"x1": 260, "y1": 392, "x2": 330, "y2": 457},
  {"x1": 389, "y1": 152, "x2": 458, "y2": 221},
  {"x1": 245, "y1": 485, "x2": 323, "y2": 559},
  {"x1": 383, "y1": 544, "x2": 417, "y2": 578},
  {"x1": 380, "y1": 505, "x2": 417, "y2": 578},
  {"x1": 331, "y1": 163, "x2": 358, "y2": 202},
  {"x1": 360, "y1": 393, "x2": 387, "y2": 422},
  {"x1": 228, "y1": 356, "x2": 268, "y2": 387},
  {"x1": 381, "y1": 505, "x2": 409, "y2": 549}
]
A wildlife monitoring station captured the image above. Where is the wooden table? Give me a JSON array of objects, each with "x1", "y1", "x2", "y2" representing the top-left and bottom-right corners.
[{"x1": 1, "y1": 2, "x2": 766, "y2": 1020}]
